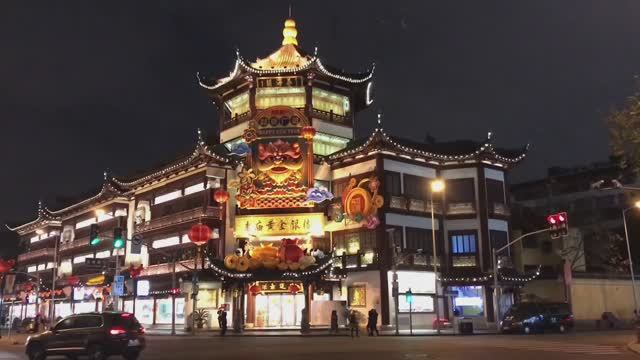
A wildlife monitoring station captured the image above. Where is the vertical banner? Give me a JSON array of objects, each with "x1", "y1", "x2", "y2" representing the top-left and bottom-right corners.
[{"x1": 4, "y1": 274, "x2": 15, "y2": 294}]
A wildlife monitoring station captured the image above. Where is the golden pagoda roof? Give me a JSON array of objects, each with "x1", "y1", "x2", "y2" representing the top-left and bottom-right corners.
[{"x1": 249, "y1": 18, "x2": 313, "y2": 71}]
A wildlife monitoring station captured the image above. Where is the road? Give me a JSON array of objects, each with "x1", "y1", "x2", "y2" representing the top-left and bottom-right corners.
[{"x1": 0, "y1": 331, "x2": 635, "y2": 359}]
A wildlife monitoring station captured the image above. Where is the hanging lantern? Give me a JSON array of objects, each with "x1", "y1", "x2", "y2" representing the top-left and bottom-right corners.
[
  {"x1": 301, "y1": 126, "x2": 316, "y2": 141},
  {"x1": 213, "y1": 189, "x2": 230, "y2": 203},
  {"x1": 288, "y1": 283, "x2": 301, "y2": 294},
  {"x1": 188, "y1": 223, "x2": 212, "y2": 246},
  {"x1": 0, "y1": 259, "x2": 15, "y2": 274},
  {"x1": 249, "y1": 284, "x2": 261, "y2": 296}
]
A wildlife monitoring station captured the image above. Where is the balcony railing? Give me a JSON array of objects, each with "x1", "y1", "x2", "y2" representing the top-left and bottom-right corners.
[
  {"x1": 140, "y1": 259, "x2": 199, "y2": 277},
  {"x1": 492, "y1": 202, "x2": 510, "y2": 216},
  {"x1": 332, "y1": 252, "x2": 378, "y2": 269},
  {"x1": 135, "y1": 206, "x2": 221, "y2": 234},
  {"x1": 222, "y1": 111, "x2": 251, "y2": 130},
  {"x1": 310, "y1": 108, "x2": 352, "y2": 126},
  {"x1": 452, "y1": 256, "x2": 477, "y2": 267},
  {"x1": 389, "y1": 196, "x2": 443, "y2": 214},
  {"x1": 18, "y1": 248, "x2": 55, "y2": 263},
  {"x1": 59, "y1": 238, "x2": 90, "y2": 252},
  {"x1": 397, "y1": 253, "x2": 441, "y2": 267},
  {"x1": 447, "y1": 202, "x2": 476, "y2": 215}
]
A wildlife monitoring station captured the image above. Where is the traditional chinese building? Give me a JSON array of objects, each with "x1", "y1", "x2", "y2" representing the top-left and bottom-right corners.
[{"x1": 7, "y1": 16, "x2": 531, "y2": 331}]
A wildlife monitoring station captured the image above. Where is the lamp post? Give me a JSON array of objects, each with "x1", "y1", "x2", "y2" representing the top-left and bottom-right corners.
[
  {"x1": 430, "y1": 179, "x2": 445, "y2": 335},
  {"x1": 622, "y1": 200, "x2": 640, "y2": 315},
  {"x1": 386, "y1": 228, "x2": 400, "y2": 335}
]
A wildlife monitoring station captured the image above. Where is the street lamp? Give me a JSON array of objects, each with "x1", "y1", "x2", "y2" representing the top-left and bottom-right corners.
[
  {"x1": 622, "y1": 200, "x2": 640, "y2": 315},
  {"x1": 430, "y1": 179, "x2": 444, "y2": 335}
]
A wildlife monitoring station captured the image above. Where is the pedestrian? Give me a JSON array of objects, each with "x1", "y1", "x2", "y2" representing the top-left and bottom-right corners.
[
  {"x1": 219, "y1": 310, "x2": 228, "y2": 336},
  {"x1": 349, "y1": 310, "x2": 359, "y2": 338},
  {"x1": 367, "y1": 308, "x2": 379, "y2": 336},
  {"x1": 330, "y1": 310, "x2": 338, "y2": 334},
  {"x1": 217, "y1": 309, "x2": 222, "y2": 328}
]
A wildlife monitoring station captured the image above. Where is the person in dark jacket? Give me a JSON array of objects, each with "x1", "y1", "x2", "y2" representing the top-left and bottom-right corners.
[
  {"x1": 330, "y1": 310, "x2": 339, "y2": 334},
  {"x1": 367, "y1": 308, "x2": 379, "y2": 336},
  {"x1": 349, "y1": 311, "x2": 359, "y2": 337},
  {"x1": 219, "y1": 310, "x2": 228, "y2": 336}
]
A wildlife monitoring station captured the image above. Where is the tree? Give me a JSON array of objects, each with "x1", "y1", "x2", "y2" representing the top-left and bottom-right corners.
[
  {"x1": 558, "y1": 232, "x2": 586, "y2": 272},
  {"x1": 607, "y1": 77, "x2": 640, "y2": 176},
  {"x1": 602, "y1": 232, "x2": 629, "y2": 273}
]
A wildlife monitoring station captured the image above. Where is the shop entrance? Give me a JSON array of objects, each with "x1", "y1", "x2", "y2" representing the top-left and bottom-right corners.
[{"x1": 254, "y1": 293, "x2": 305, "y2": 328}]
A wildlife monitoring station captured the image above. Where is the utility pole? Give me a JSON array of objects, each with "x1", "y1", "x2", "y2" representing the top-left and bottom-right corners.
[
  {"x1": 386, "y1": 228, "x2": 400, "y2": 335},
  {"x1": 492, "y1": 228, "x2": 550, "y2": 331},
  {"x1": 48, "y1": 234, "x2": 59, "y2": 327},
  {"x1": 171, "y1": 254, "x2": 176, "y2": 336}
]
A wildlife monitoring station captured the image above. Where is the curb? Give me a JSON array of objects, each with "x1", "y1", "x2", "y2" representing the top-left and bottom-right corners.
[{"x1": 628, "y1": 341, "x2": 640, "y2": 355}]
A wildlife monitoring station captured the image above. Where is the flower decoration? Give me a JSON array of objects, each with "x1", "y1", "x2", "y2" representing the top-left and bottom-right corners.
[
  {"x1": 368, "y1": 177, "x2": 380, "y2": 193},
  {"x1": 306, "y1": 187, "x2": 334, "y2": 203},
  {"x1": 364, "y1": 215, "x2": 380, "y2": 229},
  {"x1": 243, "y1": 128, "x2": 258, "y2": 143}
]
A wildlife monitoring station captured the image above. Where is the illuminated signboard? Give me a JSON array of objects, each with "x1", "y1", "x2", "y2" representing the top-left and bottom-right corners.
[
  {"x1": 235, "y1": 213, "x2": 325, "y2": 238},
  {"x1": 137, "y1": 280, "x2": 150, "y2": 297},
  {"x1": 256, "y1": 76, "x2": 303, "y2": 88}
]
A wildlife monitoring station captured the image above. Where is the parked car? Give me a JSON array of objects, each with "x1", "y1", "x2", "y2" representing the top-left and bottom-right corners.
[
  {"x1": 25, "y1": 312, "x2": 145, "y2": 360},
  {"x1": 500, "y1": 302, "x2": 574, "y2": 334}
]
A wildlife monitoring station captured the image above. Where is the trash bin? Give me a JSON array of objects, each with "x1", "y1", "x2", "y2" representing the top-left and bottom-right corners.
[{"x1": 458, "y1": 318, "x2": 473, "y2": 335}]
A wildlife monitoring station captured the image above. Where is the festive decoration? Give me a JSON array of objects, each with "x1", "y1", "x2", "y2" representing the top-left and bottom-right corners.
[
  {"x1": 229, "y1": 142, "x2": 250, "y2": 156},
  {"x1": 0, "y1": 259, "x2": 15, "y2": 274},
  {"x1": 249, "y1": 284, "x2": 261, "y2": 296},
  {"x1": 66, "y1": 276, "x2": 80, "y2": 286},
  {"x1": 301, "y1": 126, "x2": 316, "y2": 141},
  {"x1": 128, "y1": 264, "x2": 144, "y2": 279},
  {"x1": 249, "y1": 243, "x2": 279, "y2": 262},
  {"x1": 337, "y1": 176, "x2": 384, "y2": 229},
  {"x1": 279, "y1": 238, "x2": 304, "y2": 263},
  {"x1": 288, "y1": 283, "x2": 301, "y2": 294},
  {"x1": 188, "y1": 223, "x2": 212, "y2": 246},
  {"x1": 213, "y1": 189, "x2": 230, "y2": 203},
  {"x1": 306, "y1": 187, "x2": 333, "y2": 203},
  {"x1": 224, "y1": 254, "x2": 239, "y2": 269}
]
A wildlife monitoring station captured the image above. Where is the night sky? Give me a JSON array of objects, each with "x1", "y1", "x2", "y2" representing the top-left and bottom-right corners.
[{"x1": 2, "y1": 1, "x2": 640, "y2": 255}]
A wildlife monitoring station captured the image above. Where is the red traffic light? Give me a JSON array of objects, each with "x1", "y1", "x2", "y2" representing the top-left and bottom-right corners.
[{"x1": 547, "y1": 212, "x2": 569, "y2": 238}]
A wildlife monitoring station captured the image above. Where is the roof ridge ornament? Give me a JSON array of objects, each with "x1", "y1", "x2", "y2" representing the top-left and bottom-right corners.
[
  {"x1": 282, "y1": 17, "x2": 298, "y2": 46},
  {"x1": 197, "y1": 128, "x2": 205, "y2": 146}
]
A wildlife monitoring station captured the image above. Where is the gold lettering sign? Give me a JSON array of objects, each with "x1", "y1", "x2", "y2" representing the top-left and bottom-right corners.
[
  {"x1": 235, "y1": 213, "x2": 325, "y2": 238},
  {"x1": 257, "y1": 76, "x2": 303, "y2": 88},
  {"x1": 256, "y1": 281, "x2": 303, "y2": 294}
]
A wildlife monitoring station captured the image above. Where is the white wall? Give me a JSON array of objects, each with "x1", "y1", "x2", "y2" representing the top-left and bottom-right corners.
[
  {"x1": 342, "y1": 271, "x2": 381, "y2": 323},
  {"x1": 383, "y1": 159, "x2": 436, "y2": 178},
  {"x1": 332, "y1": 159, "x2": 377, "y2": 179}
]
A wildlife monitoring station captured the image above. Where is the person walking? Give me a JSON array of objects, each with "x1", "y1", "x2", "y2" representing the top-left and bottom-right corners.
[
  {"x1": 367, "y1": 308, "x2": 379, "y2": 336},
  {"x1": 219, "y1": 310, "x2": 228, "y2": 336},
  {"x1": 349, "y1": 310, "x2": 359, "y2": 338},
  {"x1": 330, "y1": 310, "x2": 338, "y2": 334}
]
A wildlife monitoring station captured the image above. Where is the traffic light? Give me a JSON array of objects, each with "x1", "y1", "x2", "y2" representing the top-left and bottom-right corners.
[
  {"x1": 89, "y1": 224, "x2": 101, "y2": 246},
  {"x1": 547, "y1": 212, "x2": 569, "y2": 239},
  {"x1": 113, "y1": 228, "x2": 125, "y2": 249}
]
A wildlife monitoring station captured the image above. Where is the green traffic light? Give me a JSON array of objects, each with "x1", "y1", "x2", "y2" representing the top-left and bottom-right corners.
[
  {"x1": 90, "y1": 237, "x2": 101, "y2": 246},
  {"x1": 113, "y1": 238, "x2": 125, "y2": 249}
]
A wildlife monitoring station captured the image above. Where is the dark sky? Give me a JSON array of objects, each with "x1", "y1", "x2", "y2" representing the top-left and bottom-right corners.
[{"x1": 2, "y1": 1, "x2": 640, "y2": 255}]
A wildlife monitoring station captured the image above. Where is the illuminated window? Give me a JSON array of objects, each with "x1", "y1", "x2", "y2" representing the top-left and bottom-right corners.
[
  {"x1": 451, "y1": 233, "x2": 477, "y2": 254},
  {"x1": 256, "y1": 87, "x2": 305, "y2": 109},
  {"x1": 152, "y1": 236, "x2": 181, "y2": 249},
  {"x1": 30, "y1": 235, "x2": 40, "y2": 243},
  {"x1": 97, "y1": 212, "x2": 113, "y2": 223},
  {"x1": 451, "y1": 286, "x2": 484, "y2": 317},
  {"x1": 184, "y1": 183, "x2": 206, "y2": 196},
  {"x1": 312, "y1": 88, "x2": 349, "y2": 115},
  {"x1": 96, "y1": 250, "x2": 111, "y2": 259},
  {"x1": 59, "y1": 259, "x2": 72, "y2": 275},
  {"x1": 312, "y1": 132, "x2": 349, "y2": 156},
  {"x1": 27, "y1": 265, "x2": 37, "y2": 273},
  {"x1": 75, "y1": 217, "x2": 96, "y2": 230},
  {"x1": 73, "y1": 253, "x2": 93, "y2": 264},
  {"x1": 225, "y1": 92, "x2": 250, "y2": 117},
  {"x1": 154, "y1": 190, "x2": 182, "y2": 205}
]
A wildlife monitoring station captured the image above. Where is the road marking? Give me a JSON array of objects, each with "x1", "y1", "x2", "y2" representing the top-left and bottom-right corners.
[{"x1": 476, "y1": 340, "x2": 624, "y2": 355}]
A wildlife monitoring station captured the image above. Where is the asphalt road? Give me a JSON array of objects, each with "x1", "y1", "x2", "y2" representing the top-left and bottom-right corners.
[{"x1": 0, "y1": 331, "x2": 636, "y2": 360}]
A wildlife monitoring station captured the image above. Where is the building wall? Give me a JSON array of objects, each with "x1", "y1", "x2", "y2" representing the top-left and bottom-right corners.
[
  {"x1": 339, "y1": 270, "x2": 381, "y2": 324},
  {"x1": 571, "y1": 278, "x2": 636, "y2": 321}
]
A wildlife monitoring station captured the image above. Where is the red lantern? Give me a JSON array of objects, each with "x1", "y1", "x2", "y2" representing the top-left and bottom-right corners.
[
  {"x1": 67, "y1": 276, "x2": 80, "y2": 286},
  {"x1": 213, "y1": 189, "x2": 230, "y2": 203},
  {"x1": 249, "y1": 284, "x2": 261, "y2": 296},
  {"x1": 288, "y1": 283, "x2": 301, "y2": 294},
  {"x1": 301, "y1": 126, "x2": 316, "y2": 141},
  {"x1": 129, "y1": 264, "x2": 143, "y2": 279},
  {"x1": 188, "y1": 223, "x2": 212, "y2": 246},
  {"x1": 0, "y1": 259, "x2": 15, "y2": 274}
]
